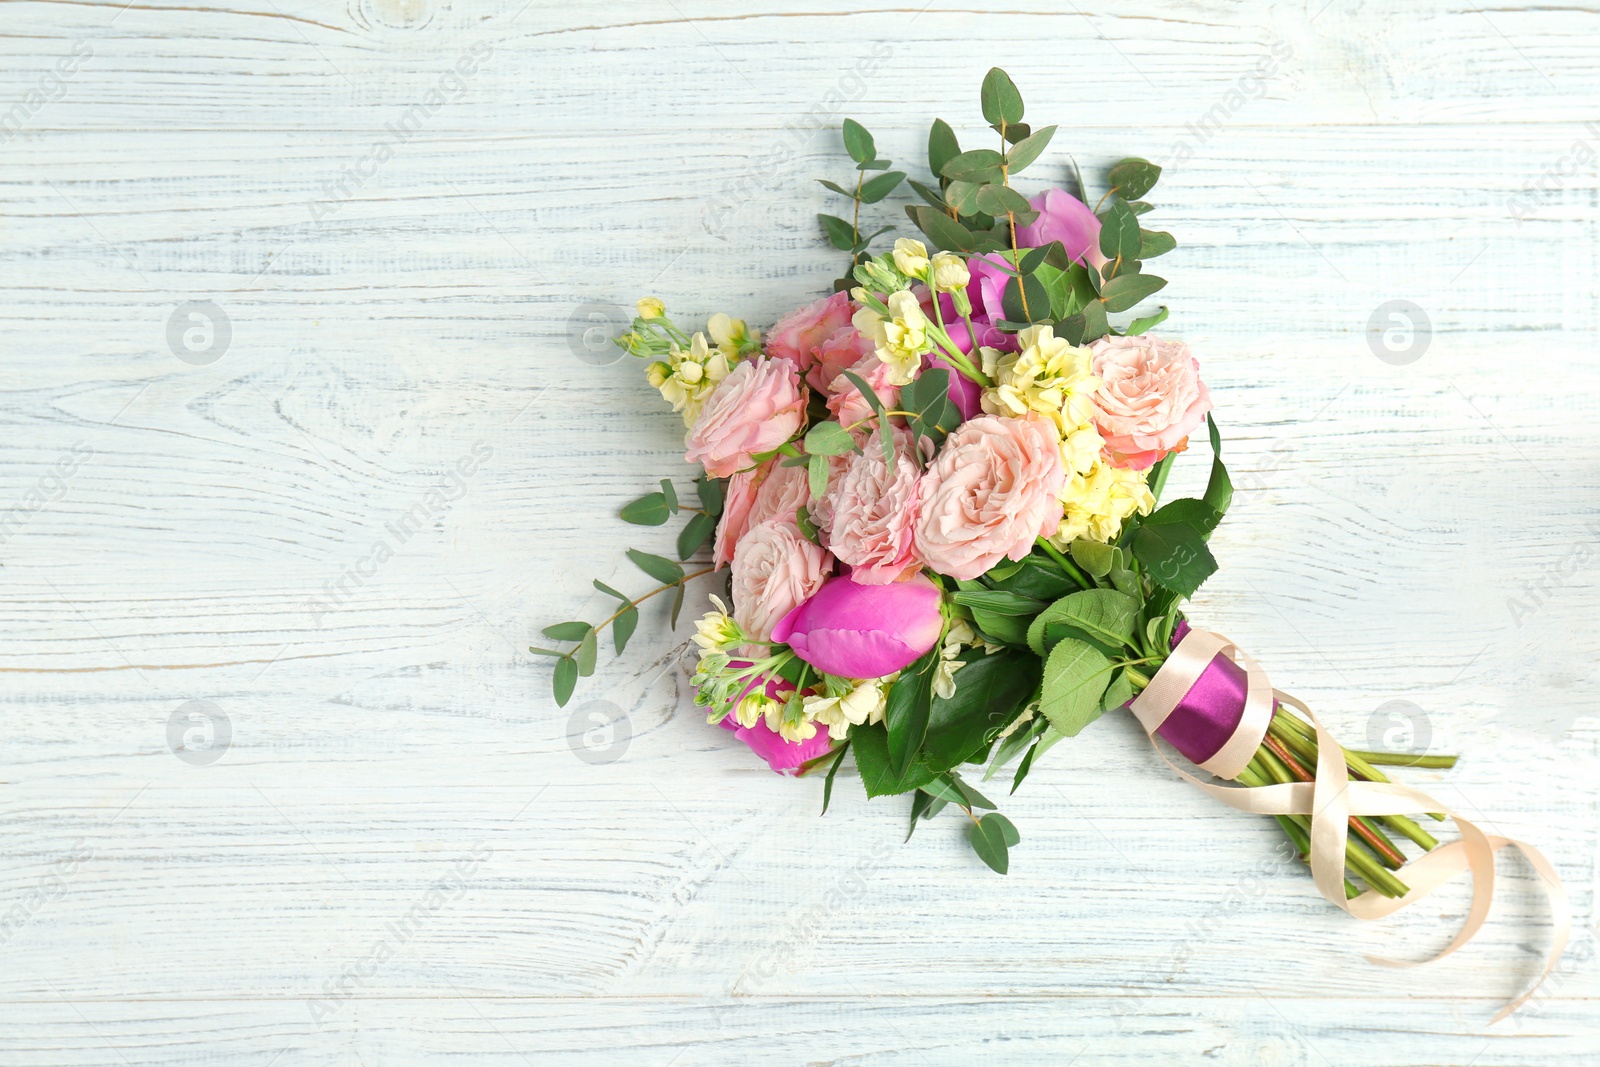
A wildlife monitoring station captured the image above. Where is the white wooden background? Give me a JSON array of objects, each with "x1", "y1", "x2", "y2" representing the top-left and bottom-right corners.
[{"x1": 3, "y1": 0, "x2": 1599, "y2": 1063}]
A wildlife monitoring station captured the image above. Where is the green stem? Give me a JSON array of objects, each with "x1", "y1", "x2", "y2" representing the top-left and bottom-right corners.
[
  {"x1": 1344, "y1": 750, "x2": 1459, "y2": 769},
  {"x1": 592, "y1": 566, "x2": 715, "y2": 633},
  {"x1": 1034, "y1": 536, "x2": 1093, "y2": 589}
]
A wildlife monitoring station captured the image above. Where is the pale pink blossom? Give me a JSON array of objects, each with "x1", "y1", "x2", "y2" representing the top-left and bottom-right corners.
[
  {"x1": 730, "y1": 519, "x2": 833, "y2": 641},
  {"x1": 825, "y1": 352, "x2": 900, "y2": 430},
  {"x1": 809, "y1": 326, "x2": 877, "y2": 394},
  {"x1": 766, "y1": 292, "x2": 856, "y2": 386},
  {"x1": 913, "y1": 415, "x2": 1065, "y2": 581},
  {"x1": 820, "y1": 428, "x2": 923, "y2": 584},
  {"x1": 685, "y1": 356, "x2": 806, "y2": 478},
  {"x1": 712, "y1": 459, "x2": 813, "y2": 568},
  {"x1": 1089, "y1": 334, "x2": 1212, "y2": 470}
]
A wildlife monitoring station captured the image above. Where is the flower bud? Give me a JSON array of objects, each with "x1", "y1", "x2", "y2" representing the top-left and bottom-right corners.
[
  {"x1": 645, "y1": 361, "x2": 671, "y2": 388},
  {"x1": 771, "y1": 572, "x2": 943, "y2": 679},
  {"x1": 891, "y1": 237, "x2": 930, "y2": 279},
  {"x1": 636, "y1": 296, "x2": 666, "y2": 319},
  {"x1": 930, "y1": 252, "x2": 969, "y2": 293}
]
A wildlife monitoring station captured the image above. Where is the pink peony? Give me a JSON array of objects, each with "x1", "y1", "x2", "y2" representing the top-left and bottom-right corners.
[
  {"x1": 766, "y1": 292, "x2": 857, "y2": 385},
  {"x1": 1015, "y1": 187, "x2": 1108, "y2": 271},
  {"x1": 913, "y1": 415, "x2": 1066, "y2": 581},
  {"x1": 1089, "y1": 334, "x2": 1212, "y2": 470},
  {"x1": 712, "y1": 459, "x2": 812, "y2": 568},
  {"x1": 808, "y1": 326, "x2": 877, "y2": 394},
  {"x1": 685, "y1": 356, "x2": 807, "y2": 479},
  {"x1": 819, "y1": 428, "x2": 923, "y2": 585},
  {"x1": 718, "y1": 713, "x2": 833, "y2": 774},
  {"x1": 730, "y1": 518, "x2": 833, "y2": 641},
  {"x1": 772, "y1": 572, "x2": 944, "y2": 679},
  {"x1": 825, "y1": 352, "x2": 900, "y2": 430}
]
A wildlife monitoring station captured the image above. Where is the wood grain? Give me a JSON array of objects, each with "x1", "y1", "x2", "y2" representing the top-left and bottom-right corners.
[{"x1": 2, "y1": 0, "x2": 1598, "y2": 1062}]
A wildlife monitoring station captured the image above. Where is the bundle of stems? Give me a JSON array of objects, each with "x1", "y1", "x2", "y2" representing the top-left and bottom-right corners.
[{"x1": 1235, "y1": 707, "x2": 1458, "y2": 899}]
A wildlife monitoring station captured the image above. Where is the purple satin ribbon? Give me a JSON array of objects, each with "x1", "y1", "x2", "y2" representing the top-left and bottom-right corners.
[{"x1": 1152, "y1": 619, "x2": 1249, "y2": 766}]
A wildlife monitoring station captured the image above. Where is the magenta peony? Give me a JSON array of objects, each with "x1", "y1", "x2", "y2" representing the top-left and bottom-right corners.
[
  {"x1": 913, "y1": 415, "x2": 1065, "y2": 580},
  {"x1": 730, "y1": 518, "x2": 833, "y2": 642},
  {"x1": 771, "y1": 572, "x2": 944, "y2": 679},
  {"x1": 1089, "y1": 334, "x2": 1213, "y2": 470},
  {"x1": 1015, "y1": 187, "x2": 1108, "y2": 271},
  {"x1": 718, "y1": 711, "x2": 834, "y2": 774},
  {"x1": 684, "y1": 356, "x2": 807, "y2": 478}
]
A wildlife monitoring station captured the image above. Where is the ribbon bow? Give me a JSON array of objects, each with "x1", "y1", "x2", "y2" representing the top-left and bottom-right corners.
[{"x1": 1129, "y1": 627, "x2": 1570, "y2": 1023}]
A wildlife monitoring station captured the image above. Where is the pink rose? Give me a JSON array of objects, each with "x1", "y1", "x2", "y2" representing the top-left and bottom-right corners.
[
  {"x1": 772, "y1": 572, "x2": 944, "y2": 679},
  {"x1": 685, "y1": 356, "x2": 807, "y2": 478},
  {"x1": 712, "y1": 459, "x2": 812, "y2": 568},
  {"x1": 1015, "y1": 187, "x2": 1108, "y2": 272},
  {"x1": 1089, "y1": 334, "x2": 1212, "y2": 470},
  {"x1": 731, "y1": 518, "x2": 833, "y2": 641},
  {"x1": 766, "y1": 292, "x2": 856, "y2": 385},
  {"x1": 809, "y1": 326, "x2": 877, "y2": 394},
  {"x1": 825, "y1": 352, "x2": 900, "y2": 430},
  {"x1": 819, "y1": 428, "x2": 923, "y2": 585},
  {"x1": 913, "y1": 415, "x2": 1065, "y2": 581}
]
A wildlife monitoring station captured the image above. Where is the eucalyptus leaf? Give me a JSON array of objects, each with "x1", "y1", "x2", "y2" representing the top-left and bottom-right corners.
[
  {"x1": 1100, "y1": 272, "x2": 1167, "y2": 313},
  {"x1": 1108, "y1": 157, "x2": 1162, "y2": 200},
  {"x1": 1139, "y1": 229, "x2": 1177, "y2": 259},
  {"x1": 1005, "y1": 124, "x2": 1057, "y2": 173},
  {"x1": 669, "y1": 580, "x2": 686, "y2": 628},
  {"x1": 593, "y1": 579, "x2": 630, "y2": 603},
  {"x1": 808, "y1": 452, "x2": 829, "y2": 500},
  {"x1": 818, "y1": 213, "x2": 857, "y2": 251},
  {"x1": 859, "y1": 170, "x2": 906, "y2": 204},
  {"x1": 574, "y1": 630, "x2": 598, "y2": 676},
  {"x1": 677, "y1": 510, "x2": 716, "y2": 559},
  {"x1": 842, "y1": 118, "x2": 875, "y2": 164},
  {"x1": 908, "y1": 205, "x2": 976, "y2": 253},
  {"x1": 542, "y1": 621, "x2": 592, "y2": 641},
  {"x1": 552, "y1": 657, "x2": 578, "y2": 707},
  {"x1": 941, "y1": 148, "x2": 1005, "y2": 183},
  {"x1": 619, "y1": 492, "x2": 671, "y2": 526},
  {"x1": 626, "y1": 548, "x2": 683, "y2": 585},
  {"x1": 804, "y1": 420, "x2": 857, "y2": 457},
  {"x1": 968, "y1": 812, "x2": 1016, "y2": 874},
  {"x1": 1098, "y1": 198, "x2": 1141, "y2": 264},
  {"x1": 1125, "y1": 306, "x2": 1169, "y2": 335},
  {"x1": 928, "y1": 118, "x2": 961, "y2": 178},
  {"x1": 980, "y1": 66, "x2": 1024, "y2": 126},
  {"x1": 613, "y1": 606, "x2": 639, "y2": 654},
  {"x1": 696, "y1": 476, "x2": 724, "y2": 516}
]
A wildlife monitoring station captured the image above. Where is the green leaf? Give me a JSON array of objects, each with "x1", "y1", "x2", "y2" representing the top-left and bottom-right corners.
[
  {"x1": 804, "y1": 420, "x2": 857, "y2": 457},
  {"x1": 818, "y1": 178, "x2": 852, "y2": 197},
  {"x1": 669, "y1": 581, "x2": 686, "y2": 628},
  {"x1": 951, "y1": 589, "x2": 1046, "y2": 616},
  {"x1": 1146, "y1": 497, "x2": 1222, "y2": 537},
  {"x1": 1128, "y1": 200, "x2": 1154, "y2": 215},
  {"x1": 613, "y1": 605, "x2": 639, "y2": 654},
  {"x1": 857, "y1": 158, "x2": 892, "y2": 172},
  {"x1": 808, "y1": 452, "x2": 829, "y2": 500},
  {"x1": 907, "y1": 787, "x2": 946, "y2": 840},
  {"x1": 1026, "y1": 589, "x2": 1139, "y2": 659},
  {"x1": 1203, "y1": 414, "x2": 1232, "y2": 527},
  {"x1": 859, "y1": 170, "x2": 906, "y2": 204},
  {"x1": 1139, "y1": 229, "x2": 1176, "y2": 259},
  {"x1": 921, "y1": 649, "x2": 1041, "y2": 773},
  {"x1": 1108, "y1": 157, "x2": 1162, "y2": 200},
  {"x1": 967, "y1": 607, "x2": 1032, "y2": 647},
  {"x1": 928, "y1": 118, "x2": 961, "y2": 179},
  {"x1": 941, "y1": 180, "x2": 981, "y2": 216},
  {"x1": 1080, "y1": 299, "x2": 1110, "y2": 342},
  {"x1": 941, "y1": 148, "x2": 1005, "y2": 183},
  {"x1": 969, "y1": 812, "x2": 1015, "y2": 874},
  {"x1": 593, "y1": 580, "x2": 630, "y2": 603},
  {"x1": 908, "y1": 205, "x2": 977, "y2": 253},
  {"x1": 821, "y1": 740, "x2": 850, "y2": 815},
  {"x1": 818, "y1": 213, "x2": 857, "y2": 251},
  {"x1": 543, "y1": 621, "x2": 592, "y2": 641},
  {"x1": 885, "y1": 649, "x2": 939, "y2": 776},
  {"x1": 952, "y1": 775, "x2": 997, "y2": 811},
  {"x1": 852, "y1": 721, "x2": 938, "y2": 797},
  {"x1": 795, "y1": 504, "x2": 820, "y2": 544},
  {"x1": 842, "y1": 118, "x2": 875, "y2": 164},
  {"x1": 980, "y1": 67, "x2": 1024, "y2": 127},
  {"x1": 1012, "y1": 740, "x2": 1040, "y2": 794},
  {"x1": 1039, "y1": 637, "x2": 1114, "y2": 737},
  {"x1": 1002, "y1": 272, "x2": 1051, "y2": 324},
  {"x1": 1101, "y1": 666, "x2": 1133, "y2": 712},
  {"x1": 908, "y1": 178, "x2": 948, "y2": 210},
  {"x1": 552, "y1": 656, "x2": 578, "y2": 707},
  {"x1": 1098, "y1": 198, "x2": 1141, "y2": 264},
  {"x1": 1125, "y1": 306, "x2": 1169, "y2": 335},
  {"x1": 840, "y1": 369, "x2": 895, "y2": 466},
  {"x1": 677, "y1": 510, "x2": 716, "y2": 559},
  {"x1": 1069, "y1": 539, "x2": 1115, "y2": 578},
  {"x1": 574, "y1": 630, "x2": 598, "y2": 676},
  {"x1": 697, "y1": 476, "x2": 724, "y2": 516},
  {"x1": 901, "y1": 368, "x2": 963, "y2": 450},
  {"x1": 659, "y1": 478, "x2": 678, "y2": 512},
  {"x1": 975, "y1": 184, "x2": 1032, "y2": 217},
  {"x1": 984, "y1": 555, "x2": 1085, "y2": 600},
  {"x1": 1100, "y1": 273, "x2": 1167, "y2": 313},
  {"x1": 527, "y1": 646, "x2": 565, "y2": 658},
  {"x1": 1130, "y1": 521, "x2": 1217, "y2": 598},
  {"x1": 627, "y1": 548, "x2": 683, "y2": 585},
  {"x1": 620, "y1": 492, "x2": 671, "y2": 526},
  {"x1": 1005, "y1": 124, "x2": 1056, "y2": 174}
]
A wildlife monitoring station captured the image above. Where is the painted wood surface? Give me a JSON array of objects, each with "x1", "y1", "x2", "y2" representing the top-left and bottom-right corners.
[{"x1": 2, "y1": 0, "x2": 1598, "y2": 1062}]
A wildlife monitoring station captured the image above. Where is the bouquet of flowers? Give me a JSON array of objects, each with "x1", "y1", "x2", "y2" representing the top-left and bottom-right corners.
[{"x1": 537, "y1": 69, "x2": 1566, "y2": 1018}]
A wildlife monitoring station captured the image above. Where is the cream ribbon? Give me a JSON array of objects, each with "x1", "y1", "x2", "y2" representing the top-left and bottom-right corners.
[{"x1": 1132, "y1": 627, "x2": 1570, "y2": 1024}]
